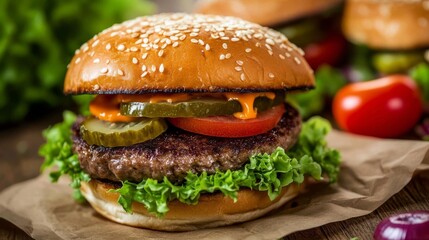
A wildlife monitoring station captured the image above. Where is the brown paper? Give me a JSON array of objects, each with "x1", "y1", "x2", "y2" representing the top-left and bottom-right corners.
[{"x1": 1, "y1": 130, "x2": 429, "y2": 240}]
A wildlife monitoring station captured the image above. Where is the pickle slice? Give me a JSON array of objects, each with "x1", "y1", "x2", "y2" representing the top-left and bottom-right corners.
[
  {"x1": 80, "y1": 118, "x2": 167, "y2": 147},
  {"x1": 373, "y1": 52, "x2": 424, "y2": 74},
  {"x1": 120, "y1": 94, "x2": 283, "y2": 118}
]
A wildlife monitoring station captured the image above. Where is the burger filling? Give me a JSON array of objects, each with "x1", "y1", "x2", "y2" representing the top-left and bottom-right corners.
[{"x1": 40, "y1": 92, "x2": 341, "y2": 216}]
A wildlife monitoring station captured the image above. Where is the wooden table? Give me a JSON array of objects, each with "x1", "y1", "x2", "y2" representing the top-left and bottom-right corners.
[{"x1": 1, "y1": 114, "x2": 428, "y2": 240}]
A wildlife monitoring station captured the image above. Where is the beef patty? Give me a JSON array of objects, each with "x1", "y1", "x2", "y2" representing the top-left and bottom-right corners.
[{"x1": 72, "y1": 103, "x2": 301, "y2": 183}]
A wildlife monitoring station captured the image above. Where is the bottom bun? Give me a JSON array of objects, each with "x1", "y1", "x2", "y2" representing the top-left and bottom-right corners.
[{"x1": 81, "y1": 179, "x2": 304, "y2": 231}]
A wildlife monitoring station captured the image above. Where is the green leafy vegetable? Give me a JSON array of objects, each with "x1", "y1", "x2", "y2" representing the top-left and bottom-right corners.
[
  {"x1": 288, "y1": 65, "x2": 347, "y2": 118},
  {"x1": 39, "y1": 111, "x2": 89, "y2": 202},
  {"x1": 0, "y1": 0, "x2": 154, "y2": 124},
  {"x1": 40, "y1": 115, "x2": 340, "y2": 216},
  {"x1": 410, "y1": 63, "x2": 429, "y2": 104}
]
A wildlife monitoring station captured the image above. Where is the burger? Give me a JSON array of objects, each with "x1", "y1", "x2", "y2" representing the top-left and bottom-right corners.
[
  {"x1": 342, "y1": 0, "x2": 429, "y2": 77},
  {"x1": 195, "y1": 0, "x2": 346, "y2": 70},
  {"x1": 41, "y1": 13, "x2": 340, "y2": 231}
]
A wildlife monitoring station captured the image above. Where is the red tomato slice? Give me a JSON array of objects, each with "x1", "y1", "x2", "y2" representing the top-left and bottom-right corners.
[
  {"x1": 304, "y1": 33, "x2": 345, "y2": 70},
  {"x1": 333, "y1": 75, "x2": 423, "y2": 138},
  {"x1": 168, "y1": 104, "x2": 285, "y2": 138}
]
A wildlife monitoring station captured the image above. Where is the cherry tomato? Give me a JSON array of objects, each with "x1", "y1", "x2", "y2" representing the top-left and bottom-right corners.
[
  {"x1": 333, "y1": 75, "x2": 423, "y2": 138},
  {"x1": 168, "y1": 104, "x2": 285, "y2": 138},
  {"x1": 304, "y1": 34, "x2": 345, "y2": 70}
]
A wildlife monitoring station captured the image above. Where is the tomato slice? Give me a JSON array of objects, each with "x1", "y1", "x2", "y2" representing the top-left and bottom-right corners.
[
  {"x1": 304, "y1": 33, "x2": 345, "y2": 70},
  {"x1": 167, "y1": 104, "x2": 285, "y2": 138}
]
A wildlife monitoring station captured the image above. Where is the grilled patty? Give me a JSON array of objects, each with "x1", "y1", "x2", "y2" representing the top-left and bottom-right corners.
[{"x1": 72, "y1": 104, "x2": 301, "y2": 183}]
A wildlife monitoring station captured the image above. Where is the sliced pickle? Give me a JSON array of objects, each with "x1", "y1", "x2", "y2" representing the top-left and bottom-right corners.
[
  {"x1": 373, "y1": 52, "x2": 424, "y2": 74},
  {"x1": 120, "y1": 94, "x2": 284, "y2": 118},
  {"x1": 80, "y1": 118, "x2": 167, "y2": 147}
]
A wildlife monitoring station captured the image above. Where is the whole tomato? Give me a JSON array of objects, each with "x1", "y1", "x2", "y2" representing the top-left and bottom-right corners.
[{"x1": 333, "y1": 75, "x2": 423, "y2": 138}]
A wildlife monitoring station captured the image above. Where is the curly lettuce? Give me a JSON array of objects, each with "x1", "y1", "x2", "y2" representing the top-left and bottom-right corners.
[{"x1": 40, "y1": 115, "x2": 340, "y2": 216}]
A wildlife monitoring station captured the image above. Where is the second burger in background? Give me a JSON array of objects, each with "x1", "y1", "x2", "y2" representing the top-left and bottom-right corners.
[
  {"x1": 195, "y1": 0, "x2": 346, "y2": 70},
  {"x1": 342, "y1": 0, "x2": 429, "y2": 77}
]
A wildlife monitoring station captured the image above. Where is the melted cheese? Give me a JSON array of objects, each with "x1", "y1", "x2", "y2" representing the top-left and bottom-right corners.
[{"x1": 225, "y1": 92, "x2": 275, "y2": 119}]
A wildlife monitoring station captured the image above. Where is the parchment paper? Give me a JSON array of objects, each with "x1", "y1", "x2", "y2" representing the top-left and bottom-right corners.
[{"x1": 1, "y1": 130, "x2": 429, "y2": 240}]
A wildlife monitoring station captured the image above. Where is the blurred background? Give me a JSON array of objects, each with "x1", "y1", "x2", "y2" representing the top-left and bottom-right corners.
[{"x1": 1, "y1": 0, "x2": 429, "y2": 190}]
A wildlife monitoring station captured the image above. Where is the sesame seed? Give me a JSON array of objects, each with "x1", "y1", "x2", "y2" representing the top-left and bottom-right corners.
[
  {"x1": 219, "y1": 54, "x2": 225, "y2": 60},
  {"x1": 82, "y1": 45, "x2": 89, "y2": 52},
  {"x1": 279, "y1": 54, "x2": 285, "y2": 60},
  {"x1": 151, "y1": 65, "x2": 156, "y2": 72},
  {"x1": 89, "y1": 51, "x2": 95, "y2": 57},
  {"x1": 117, "y1": 44, "x2": 125, "y2": 51},
  {"x1": 143, "y1": 38, "x2": 149, "y2": 44},
  {"x1": 231, "y1": 37, "x2": 239, "y2": 42},
  {"x1": 240, "y1": 73, "x2": 246, "y2": 81},
  {"x1": 236, "y1": 60, "x2": 243, "y2": 66},
  {"x1": 132, "y1": 57, "x2": 138, "y2": 64},
  {"x1": 256, "y1": 42, "x2": 261, "y2": 47},
  {"x1": 221, "y1": 37, "x2": 229, "y2": 40},
  {"x1": 93, "y1": 58, "x2": 100, "y2": 63},
  {"x1": 100, "y1": 67, "x2": 108, "y2": 74},
  {"x1": 75, "y1": 57, "x2": 81, "y2": 64},
  {"x1": 92, "y1": 40, "x2": 99, "y2": 47},
  {"x1": 154, "y1": 38, "x2": 160, "y2": 44},
  {"x1": 93, "y1": 84, "x2": 100, "y2": 90},
  {"x1": 266, "y1": 38, "x2": 275, "y2": 45},
  {"x1": 172, "y1": 42, "x2": 179, "y2": 47},
  {"x1": 235, "y1": 66, "x2": 242, "y2": 71},
  {"x1": 159, "y1": 63, "x2": 165, "y2": 73},
  {"x1": 158, "y1": 50, "x2": 164, "y2": 57},
  {"x1": 285, "y1": 53, "x2": 291, "y2": 57},
  {"x1": 294, "y1": 57, "x2": 301, "y2": 64},
  {"x1": 245, "y1": 48, "x2": 252, "y2": 53},
  {"x1": 268, "y1": 50, "x2": 273, "y2": 55},
  {"x1": 265, "y1": 44, "x2": 272, "y2": 50},
  {"x1": 205, "y1": 43, "x2": 210, "y2": 51},
  {"x1": 222, "y1": 43, "x2": 228, "y2": 49},
  {"x1": 142, "y1": 52, "x2": 148, "y2": 59},
  {"x1": 190, "y1": 32, "x2": 198, "y2": 37},
  {"x1": 118, "y1": 69, "x2": 124, "y2": 76},
  {"x1": 268, "y1": 73, "x2": 275, "y2": 78},
  {"x1": 141, "y1": 65, "x2": 147, "y2": 71},
  {"x1": 141, "y1": 71, "x2": 148, "y2": 78},
  {"x1": 180, "y1": 35, "x2": 186, "y2": 40},
  {"x1": 135, "y1": 39, "x2": 143, "y2": 44},
  {"x1": 170, "y1": 36, "x2": 179, "y2": 41},
  {"x1": 225, "y1": 53, "x2": 231, "y2": 59},
  {"x1": 191, "y1": 39, "x2": 198, "y2": 44},
  {"x1": 106, "y1": 60, "x2": 110, "y2": 64},
  {"x1": 153, "y1": 44, "x2": 159, "y2": 49},
  {"x1": 130, "y1": 47, "x2": 138, "y2": 52},
  {"x1": 198, "y1": 39, "x2": 204, "y2": 45}
]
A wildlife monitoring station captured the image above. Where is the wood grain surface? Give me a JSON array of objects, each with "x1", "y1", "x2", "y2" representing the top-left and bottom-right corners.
[{"x1": 0, "y1": 114, "x2": 428, "y2": 240}]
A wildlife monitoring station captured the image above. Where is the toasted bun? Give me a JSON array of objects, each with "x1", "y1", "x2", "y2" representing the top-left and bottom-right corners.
[
  {"x1": 80, "y1": 179, "x2": 304, "y2": 231},
  {"x1": 195, "y1": 0, "x2": 343, "y2": 26},
  {"x1": 342, "y1": 0, "x2": 429, "y2": 50},
  {"x1": 64, "y1": 13, "x2": 314, "y2": 95}
]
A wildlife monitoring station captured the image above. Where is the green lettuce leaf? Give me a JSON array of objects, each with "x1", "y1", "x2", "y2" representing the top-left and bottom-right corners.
[
  {"x1": 288, "y1": 65, "x2": 347, "y2": 118},
  {"x1": 410, "y1": 63, "x2": 429, "y2": 103},
  {"x1": 39, "y1": 111, "x2": 90, "y2": 202},
  {"x1": 40, "y1": 115, "x2": 340, "y2": 216}
]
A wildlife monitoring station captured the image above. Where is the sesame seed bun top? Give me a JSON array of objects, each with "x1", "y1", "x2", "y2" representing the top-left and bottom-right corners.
[
  {"x1": 342, "y1": 0, "x2": 429, "y2": 50},
  {"x1": 64, "y1": 13, "x2": 314, "y2": 95},
  {"x1": 194, "y1": 0, "x2": 343, "y2": 27}
]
